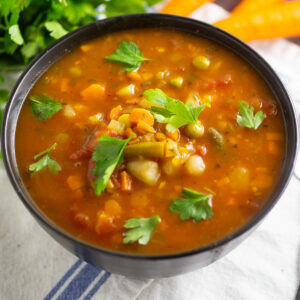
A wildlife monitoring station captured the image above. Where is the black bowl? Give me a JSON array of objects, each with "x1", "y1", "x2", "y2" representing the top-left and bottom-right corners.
[{"x1": 1, "y1": 13, "x2": 298, "y2": 278}]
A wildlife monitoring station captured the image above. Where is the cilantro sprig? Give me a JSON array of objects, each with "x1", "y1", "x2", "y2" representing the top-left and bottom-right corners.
[
  {"x1": 29, "y1": 143, "x2": 61, "y2": 174},
  {"x1": 30, "y1": 95, "x2": 63, "y2": 121},
  {"x1": 237, "y1": 101, "x2": 266, "y2": 130},
  {"x1": 123, "y1": 216, "x2": 160, "y2": 245},
  {"x1": 92, "y1": 135, "x2": 132, "y2": 196},
  {"x1": 144, "y1": 89, "x2": 210, "y2": 132},
  {"x1": 169, "y1": 188, "x2": 213, "y2": 222},
  {"x1": 105, "y1": 41, "x2": 149, "y2": 72}
]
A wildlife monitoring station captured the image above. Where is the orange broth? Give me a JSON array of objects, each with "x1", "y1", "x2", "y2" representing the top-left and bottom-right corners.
[{"x1": 15, "y1": 29, "x2": 285, "y2": 254}]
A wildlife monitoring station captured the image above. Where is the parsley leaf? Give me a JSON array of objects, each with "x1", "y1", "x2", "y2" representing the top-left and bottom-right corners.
[
  {"x1": 123, "y1": 216, "x2": 160, "y2": 245},
  {"x1": 144, "y1": 89, "x2": 210, "y2": 132},
  {"x1": 8, "y1": 24, "x2": 24, "y2": 45},
  {"x1": 29, "y1": 143, "x2": 61, "y2": 174},
  {"x1": 30, "y1": 94, "x2": 63, "y2": 121},
  {"x1": 169, "y1": 188, "x2": 213, "y2": 222},
  {"x1": 44, "y1": 21, "x2": 68, "y2": 39},
  {"x1": 237, "y1": 101, "x2": 266, "y2": 130},
  {"x1": 92, "y1": 135, "x2": 132, "y2": 196},
  {"x1": 105, "y1": 41, "x2": 149, "y2": 72}
]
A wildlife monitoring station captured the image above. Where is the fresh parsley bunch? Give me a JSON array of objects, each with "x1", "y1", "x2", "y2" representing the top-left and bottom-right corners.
[{"x1": 0, "y1": 0, "x2": 164, "y2": 153}]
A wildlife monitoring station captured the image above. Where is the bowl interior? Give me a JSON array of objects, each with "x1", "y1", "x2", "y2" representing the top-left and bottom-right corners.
[{"x1": 1, "y1": 13, "x2": 298, "y2": 259}]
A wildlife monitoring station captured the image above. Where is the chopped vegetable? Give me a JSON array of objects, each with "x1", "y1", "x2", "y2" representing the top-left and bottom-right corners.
[
  {"x1": 130, "y1": 108, "x2": 154, "y2": 126},
  {"x1": 144, "y1": 89, "x2": 210, "y2": 132},
  {"x1": 123, "y1": 216, "x2": 160, "y2": 245},
  {"x1": 184, "y1": 123, "x2": 204, "y2": 138},
  {"x1": 169, "y1": 188, "x2": 213, "y2": 222},
  {"x1": 110, "y1": 105, "x2": 122, "y2": 120},
  {"x1": 207, "y1": 128, "x2": 225, "y2": 150},
  {"x1": 118, "y1": 114, "x2": 131, "y2": 128},
  {"x1": 159, "y1": 0, "x2": 213, "y2": 16},
  {"x1": 214, "y1": 2, "x2": 300, "y2": 42},
  {"x1": 108, "y1": 120, "x2": 126, "y2": 135},
  {"x1": 170, "y1": 76, "x2": 184, "y2": 87},
  {"x1": 192, "y1": 55, "x2": 210, "y2": 70},
  {"x1": 120, "y1": 171, "x2": 132, "y2": 192},
  {"x1": 105, "y1": 41, "x2": 149, "y2": 72},
  {"x1": 30, "y1": 95, "x2": 63, "y2": 121},
  {"x1": 237, "y1": 101, "x2": 265, "y2": 130},
  {"x1": 116, "y1": 84, "x2": 135, "y2": 97},
  {"x1": 81, "y1": 84, "x2": 105, "y2": 101},
  {"x1": 92, "y1": 135, "x2": 132, "y2": 196},
  {"x1": 29, "y1": 143, "x2": 61, "y2": 174},
  {"x1": 127, "y1": 159, "x2": 160, "y2": 186},
  {"x1": 124, "y1": 142, "x2": 165, "y2": 158}
]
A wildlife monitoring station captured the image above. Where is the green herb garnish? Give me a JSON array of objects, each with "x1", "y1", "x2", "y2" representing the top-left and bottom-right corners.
[
  {"x1": 29, "y1": 143, "x2": 61, "y2": 174},
  {"x1": 105, "y1": 41, "x2": 149, "y2": 72},
  {"x1": 144, "y1": 89, "x2": 210, "y2": 132},
  {"x1": 237, "y1": 101, "x2": 265, "y2": 130},
  {"x1": 30, "y1": 95, "x2": 63, "y2": 121},
  {"x1": 123, "y1": 216, "x2": 160, "y2": 245},
  {"x1": 169, "y1": 188, "x2": 213, "y2": 222},
  {"x1": 92, "y1": 135, "x2": 132, "y2": 196}
]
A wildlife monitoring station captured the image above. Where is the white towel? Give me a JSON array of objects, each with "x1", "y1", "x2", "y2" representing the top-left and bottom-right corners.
[{"x1": 1, "y1": 3, "x2": 300, "y2": 300}]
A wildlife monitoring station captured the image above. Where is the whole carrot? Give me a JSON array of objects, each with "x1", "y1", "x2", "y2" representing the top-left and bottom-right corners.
[
  {"x1": 214, "y1": 1, "x2": 300, "y2": 42},
  {"x1": 233, "y1": 0, "x2": 285, "y2": 14},
  {"x1": 159, "y1": 0, "x2": 213, "y2": 16}
]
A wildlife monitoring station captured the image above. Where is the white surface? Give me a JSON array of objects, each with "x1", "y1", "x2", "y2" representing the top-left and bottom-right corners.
[{"x1": 1, "y1": 3, "x2": 300, "y2": 300}]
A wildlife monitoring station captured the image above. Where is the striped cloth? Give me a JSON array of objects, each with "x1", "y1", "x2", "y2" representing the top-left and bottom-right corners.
[{"x1": 1, "y1": 3, "x2": 300, "y2": 300}]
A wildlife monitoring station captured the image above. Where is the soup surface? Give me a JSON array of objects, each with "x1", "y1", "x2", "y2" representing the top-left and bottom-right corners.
[{"x1": 16, "y1": 29, "x2": 285, "y2": 254}]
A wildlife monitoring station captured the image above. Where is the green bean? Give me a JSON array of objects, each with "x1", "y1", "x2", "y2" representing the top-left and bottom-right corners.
[
  {"x1": 124, "y1": 142, "x2": 165, "y2": 158},
  {"x1": 208, "y1": 127, "x2": 225, "y2": 150}
]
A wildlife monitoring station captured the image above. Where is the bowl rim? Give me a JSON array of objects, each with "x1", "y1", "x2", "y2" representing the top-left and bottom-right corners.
[{"x1": 1, "y1": 13, "x2": 298, "y2": 261}]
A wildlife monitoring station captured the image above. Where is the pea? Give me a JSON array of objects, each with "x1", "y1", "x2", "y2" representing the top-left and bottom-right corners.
[
  {"x1": 185, "y1": 123, "x2": 204, "y2": 138},
  {"x1": 192, "y1": 56, "x2": 210, "y2": 70},
  {"x1": 170, "y1": 76, "x2": 183, "y2": 87}
]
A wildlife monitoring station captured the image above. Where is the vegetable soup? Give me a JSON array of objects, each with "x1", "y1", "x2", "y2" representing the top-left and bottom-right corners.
[{"x1": 15, "y1": 29, "x2": 285, "y2": 254}]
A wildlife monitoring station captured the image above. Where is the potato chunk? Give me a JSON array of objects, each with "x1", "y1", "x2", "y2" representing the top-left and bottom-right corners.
[{"x1": 127, "y1": 159, "x2": 160, "y2": 186}]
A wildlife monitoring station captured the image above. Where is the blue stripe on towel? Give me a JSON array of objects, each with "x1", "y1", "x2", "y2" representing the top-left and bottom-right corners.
[
  {"x1": 56, "y1": 263, "x2": 103, "y2": 300},
  {"x1": 44, "y1": 259, "x2": 83, "y2": 300},
  {"x1": 83, "y1": 272, "x2": 111, "y2": 300}
]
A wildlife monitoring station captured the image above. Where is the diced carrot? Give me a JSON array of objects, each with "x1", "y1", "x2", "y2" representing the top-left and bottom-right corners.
[
  {"x1": 130, "y1": 108, "x2": 154, "y2": 126},
  {"x1": 266, "y1": 132, "x2": 283, "y2": 141},
  {"x1": 95, "y1": 212, "x2": 115, "y2": 236},
  {"x1": 166, "y1": 128, "x2": 179, "y2": 141},
  {"x1": 124, "y1": 127, "x2": 137, "y2": 139},
  {"x1": 80, "y1": 44, "x2": 92, "y2": 52},
  {"x1": 110, "y1": 105, "x2": 122, "y2": 120},
  {"x1": 136, "y1": 120, "x2": 155, "y2": 135},
  {"x1": 120, "y1": 171, "x2": 132, "y2": 192},
  {"x1": 268, "y1": 141, "x2": 280, "y2": 156},
  {"x1": 233, "y1": 0, "x2": 284, "y2": 15},
  {"x1": 67, "y1": 175, "x2": 85, "y2": 190},
  {"x1": 217, "y1": 177, "x2": 230, "y2": 187},
  {"x1": 81, "y1": 83, "x2": 105, "y2": 101},
  {"x1": 61, "y1": 78, "x2": 70, "y2": 93},
  {"x1": 105, "y1": 199, "x2": 122, "y2": 216},
  {"x1": 159, "y1": 0, "x2": 213, "y2": 16},
  {"x1": 214, "y1": 2, "x2": 300, "y2": 42},
  {"x1": 155, "y1": 132, "x2": 166, "y2": 141},
  {"x1": 127, "y1": 71, "x2": 142, "y2": 81}
]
